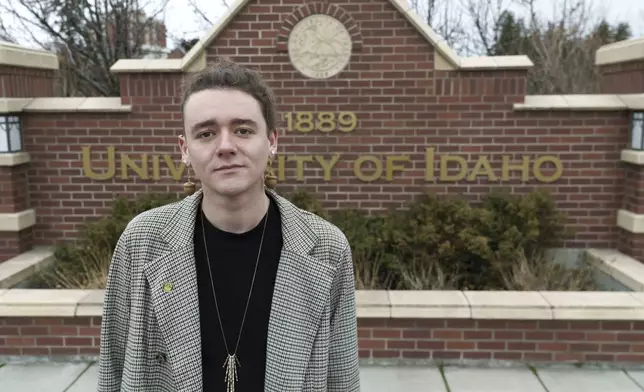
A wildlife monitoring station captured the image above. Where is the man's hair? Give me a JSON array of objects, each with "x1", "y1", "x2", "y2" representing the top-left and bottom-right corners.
[{"x1": 180, "y1": 58, "x2": 278, "y2": 132}]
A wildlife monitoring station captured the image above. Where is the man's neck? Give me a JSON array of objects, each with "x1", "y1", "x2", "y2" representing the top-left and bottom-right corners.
[{"x1": 200, "y1": 185, "x2": 270, "y2": 234}]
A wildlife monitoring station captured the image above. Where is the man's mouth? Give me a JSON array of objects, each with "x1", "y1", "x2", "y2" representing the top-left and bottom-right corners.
[{"x1": 215, "y1": 165, "x2": 243, "y2": 172}]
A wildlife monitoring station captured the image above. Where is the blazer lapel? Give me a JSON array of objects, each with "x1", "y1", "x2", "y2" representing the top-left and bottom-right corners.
[
  {"x1": 264, "y1": 190, "x2": 338, "y2": 391},
  {"x1": 143, "y1": 190, "x2": 203, "y2": 391}
]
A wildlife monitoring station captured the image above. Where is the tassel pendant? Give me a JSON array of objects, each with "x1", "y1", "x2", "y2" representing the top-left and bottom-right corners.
[{"x1": 223, "y1": 354, "x2": 240, "y2": 392}]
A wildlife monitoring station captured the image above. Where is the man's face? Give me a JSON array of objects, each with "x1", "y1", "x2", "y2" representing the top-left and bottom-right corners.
[{"x1": 179, "y1": 88, "x2": 278, "y2": 198}]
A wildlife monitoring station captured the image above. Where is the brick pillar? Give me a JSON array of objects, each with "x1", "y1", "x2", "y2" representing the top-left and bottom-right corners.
[
  {"x1": 0, "y1": 42, "x2": 58, "y2": 98},
  {"x1": 0, "y1": 151, "x2": 35, "y2": 262},
  {"x1": 617, "y1": 150, "x2": 644, "y2": 262},
  {"x1": 597, "y1": 38, "x2": 644, "y2": 261},
  {"x1": 0, "y1": 43, "x2": 57, "y2": 262},
  {"x1": 596, "y1": 38, "x2": 644, "y2": 94}
]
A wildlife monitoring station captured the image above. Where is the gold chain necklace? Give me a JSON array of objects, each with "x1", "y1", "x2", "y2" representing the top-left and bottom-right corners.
[{"x1": 200, "y1": 205, "x2": 269, "y2": 392}]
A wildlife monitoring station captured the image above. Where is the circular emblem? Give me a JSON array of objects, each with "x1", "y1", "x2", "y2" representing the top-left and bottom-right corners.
[{"x1": 288, "y1": 14, "x2": 353, "y2": 80}]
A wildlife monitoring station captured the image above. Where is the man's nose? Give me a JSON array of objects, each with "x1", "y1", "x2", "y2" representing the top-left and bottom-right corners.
[{"x1": 216, "y1": 130, "x2": 236, "y2": 154}]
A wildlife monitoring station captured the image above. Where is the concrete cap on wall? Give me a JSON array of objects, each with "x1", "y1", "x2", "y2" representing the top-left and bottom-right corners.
[
  {"x1": 0, "y1": 42, "x2": 59, "y2": 70},
  {"x1": 513, "y1": 93, "x2": 644, "y2": 111},
  {"x1": 0, "y1": 97, "x2": 131, "y2": 114},
  {"x1": 596, "y1": 37, "x2": 644, "y2": 66}
]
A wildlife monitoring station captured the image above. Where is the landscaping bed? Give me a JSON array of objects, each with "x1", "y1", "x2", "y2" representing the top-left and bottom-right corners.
[{"x1": 24, "y1": 188, "x2": 606, "y2": 292}]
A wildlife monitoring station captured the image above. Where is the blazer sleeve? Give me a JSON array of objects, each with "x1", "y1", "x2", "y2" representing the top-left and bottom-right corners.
[
  {"x1": 97, "y1": 230, "x2": 132, "y2": 392},
  {"x1": 328, "y1": 240, "x2": 361, "y2": 391}
]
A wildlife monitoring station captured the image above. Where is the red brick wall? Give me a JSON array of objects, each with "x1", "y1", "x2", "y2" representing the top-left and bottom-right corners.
[
  {"x1": 599, "y1": 60, "x2": 644, "y2": 94},
  {"x1": 358, "y1": 318, "x2": 644, "y2": 363},
  {"x1": 20, "y1": 107, "x2": 630, "y2": 248},
  {"x1": 0, "y1": 65, "x2": 56, "y2": 98},
  {"x1": 23, "y1": 111, "x2": 186, "y2": 246},
  {"x1": 0, "y1": 316, "x2": 100, "y2": 357},
  {"x1": 3, "y1": 0, "x2": 633, "y2": 252},
  {"x1": 3, "y1": 315, "x2": 644, "y2": 364},
  {"x1": 23, "y1": 107, "x2": 629, "y2": 249}
]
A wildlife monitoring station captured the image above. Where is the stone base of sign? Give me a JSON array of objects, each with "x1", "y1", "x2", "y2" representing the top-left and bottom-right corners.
[{"x1": 3, "y1": 289, "x2": 644, "y2": 366}]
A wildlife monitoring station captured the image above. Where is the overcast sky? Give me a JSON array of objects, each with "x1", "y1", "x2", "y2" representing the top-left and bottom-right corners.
[{"x1": 2, "y1": 0, "x2": 643, "y2": 51}]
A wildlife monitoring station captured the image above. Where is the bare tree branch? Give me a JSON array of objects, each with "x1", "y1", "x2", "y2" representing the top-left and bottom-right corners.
[
  {"x1": 0, "y1": 0, "x2": 171, "y2": 96},
  {"x1": 462, "y1": 0, "x2": 519, "y2": 55},
  {"x1": 518, "y1": 0, "x2": 610, "y2": 93},
  {"x1": 187, "y1": 0, "x2": 213, "y2": 27},
  {"x1": 409, "y1": 0, "x2": 469, "y2": 53},
  {"x1": 0, "y1": 16, "x2": 19, "y2": 43}
]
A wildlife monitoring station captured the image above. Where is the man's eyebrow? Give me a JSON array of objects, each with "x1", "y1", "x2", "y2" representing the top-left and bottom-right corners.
[
  {"x1": 191, "y1": 119, "x2": 217, "y2": 133},
  {"x1": 230, "y1": 118, "x2": 259, "y2": 127},
  {"x1": 190, "y1": 118, "x2": 259, "y2": 133}
]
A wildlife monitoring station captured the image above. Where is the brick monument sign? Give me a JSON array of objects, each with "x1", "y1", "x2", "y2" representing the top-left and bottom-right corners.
[{"x1": 1, "y1": 0, "x2": 643, "y2": 265}]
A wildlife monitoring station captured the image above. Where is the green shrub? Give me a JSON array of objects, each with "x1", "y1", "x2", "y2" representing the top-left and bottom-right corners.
[
  {"x1": 331, "y1": 209, "x2": 396, "y2": 289},
  {"x1": 285, "y1": 189, "x2": 328, "y2": 219},
  {"x1": 34, "y1": 193, "x2": 180, "y2": 289},
  {"x1": 387, "y1": 192, "x2": 495, "y2": 289},
  {"x1": 40, "y1": 187, "x2": 593, "y2": 292},
  {"x1": 321, "y1": 188, "x2": 585, "y2": 291},
  {"x1": 482, "y1": 188, "x2": 568, "y2": 259}
]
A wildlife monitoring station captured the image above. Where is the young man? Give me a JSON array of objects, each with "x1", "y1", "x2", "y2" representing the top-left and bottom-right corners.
[{"x1": 97, "y1": 59, "x2": 361, "y2": 392}]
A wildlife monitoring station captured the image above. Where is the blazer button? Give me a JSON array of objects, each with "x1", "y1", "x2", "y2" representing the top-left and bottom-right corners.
[{"x1": 155, "y1": 353, "x2": 167, "y2": 364}]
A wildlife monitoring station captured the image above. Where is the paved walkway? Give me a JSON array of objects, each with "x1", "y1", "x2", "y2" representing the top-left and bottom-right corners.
[{"x1": 2, "y1": 361, "x2": 644, "y2": 391}]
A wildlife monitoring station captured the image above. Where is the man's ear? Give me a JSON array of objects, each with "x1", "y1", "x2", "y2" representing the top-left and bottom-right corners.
[
  {"x1": 268, "y1": 129, "x2": 278, "y2": 153},
  {"x1": 178, "y1": 134, "x2": 189, "y2": 165}
]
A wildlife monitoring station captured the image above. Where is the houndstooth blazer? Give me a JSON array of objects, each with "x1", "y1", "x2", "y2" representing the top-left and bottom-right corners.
[{"x1": 97, "y1": 188, "x2": 360, "y2": 392}]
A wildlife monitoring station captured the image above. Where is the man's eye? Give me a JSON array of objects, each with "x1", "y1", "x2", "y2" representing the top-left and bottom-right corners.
[
  {"x1": 198, "y1": 131, "x2": 214, "y2": 138},
  {"x1": 237, "y1": 128, "x2": 252, "y2": 135}
]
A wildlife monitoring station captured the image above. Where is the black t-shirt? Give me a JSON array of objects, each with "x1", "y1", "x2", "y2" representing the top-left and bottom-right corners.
[{"x1": 194, "y1": 195, "x2": 283, "y2": 392}]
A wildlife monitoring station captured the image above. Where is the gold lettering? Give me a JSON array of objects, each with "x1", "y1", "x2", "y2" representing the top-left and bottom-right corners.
[
  {"x1": 295, "y1": 113, "x2": 314, "y2": 133},
  {"x1": 315, "y1": 154, "x2": 341, "y2": 180},
  {"x1": 386, "y1": 155, "x2": 410, "y2": 181},
  {"x1": 290, "y1": 155, "x2": 313, "y2": 180},
  {"x1": 467, "y1": 156, "x2": 497, "y2": 181},
  {"x1": 533, "y1": 156, "x2": 563, "y2": 183},
  {"x1": 79, "y1": 146, "x2": 565, "y2": 184},
  {"x1": 316, "y1": 112, "x2": 336, "y2": 133},
  {"x1": 337, "y1": 112, "x2": 357, "y2": 132},
  {"x1": 502, "y1": 156, "x2": 530, "y2": 181},
  {"x1": 163, "y1": 155, "x2": 185, "y2": 180},
  {"x1": 277, "y1": 155, "x2": 287, "y2": 181},
  {"x1": 354, "y1": 155, "x2": 382, "y2": 182},
  {"x1": 82, "y1": 146, "x2": 116, "y2": 180},
  {"x1": 440, "y1": 155, "x2": 467, "y2": 181},
  {"x1": 120, "y1": 154, "x2": 148, "y2": 179},
  {"x1": 284, "y1": 112, "x2": 358, "y2": 133},
  {"x1": 425, "y1": 147, "x2": 435, "y2": 181},
  {"x1": 152, "y1": 155, "x2": 160, "y2": 180}
]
